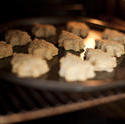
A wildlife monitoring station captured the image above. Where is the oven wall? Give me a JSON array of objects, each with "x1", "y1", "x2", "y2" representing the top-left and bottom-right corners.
[{"x1": 0, "y1": 0, "x2": 123, "y2": 23}]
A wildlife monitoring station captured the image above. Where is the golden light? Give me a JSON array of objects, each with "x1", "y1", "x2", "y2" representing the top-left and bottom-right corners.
[
  {"x1": 84, "y1": 37, "x2": 95, "y2": 49},
  {"x1": 87, "y1": 19, "x2": 106, "y2": 25},
  {"x1": 80, "y1": 30, "x2": 101, "y2": 60},
  {"x1": 80, "y1": 51, "x2": 86, "y2": 60}
]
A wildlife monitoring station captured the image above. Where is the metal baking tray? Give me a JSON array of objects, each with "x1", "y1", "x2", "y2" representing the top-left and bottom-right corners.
[{"x1": 0, "y1": 16, "x2": 125, "y2": 92}]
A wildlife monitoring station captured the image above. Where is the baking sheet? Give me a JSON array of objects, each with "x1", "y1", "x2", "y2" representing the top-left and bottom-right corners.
[{"x1": 0, "y1": 16, "x2": 125, "y2": 92}]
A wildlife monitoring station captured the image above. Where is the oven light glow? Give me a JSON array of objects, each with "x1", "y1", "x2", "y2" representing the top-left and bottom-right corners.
[{"x1": 80, "y1": 31, "x2": 101, "y2": 60}]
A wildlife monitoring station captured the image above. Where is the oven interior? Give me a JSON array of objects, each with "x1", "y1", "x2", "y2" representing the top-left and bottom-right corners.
[{"x1": 1, "y1": 0, "x2": 125, "y2": 123}]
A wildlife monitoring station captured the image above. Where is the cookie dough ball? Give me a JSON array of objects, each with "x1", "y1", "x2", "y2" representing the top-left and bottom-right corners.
[
  {"x1": 96, "y1": 39, "x2": 125, "y2": 57},
  {"x1": 28, "y1": 39, "x2": 58, "y2": 60},
  {"x1": 0, "y1": 41, "x2": 13, "y2": 59},
  {"x1": 67, "y1": 21, "x2": 89, "y2": 38},
  {"x1": 32, "y1": 24, "x2": 56, "y2": 38},
  {"x1": 59, "y1": 53, "x2": 95, "y2": 81},
  {"x1": 11, "y1": 53, "x2": 49, "y2": 78},
  {"x1": 85, "y1": 48, "x2": 117, "y2": 72},
  {"x1": 58, "y1": 30, "x2": 85, "y2": 51},
  {"x1": 5, "y1": 30, "x2": 31, "y2": 46},
  {"x1": 102, "y1": 28, "x2": 125, "y2": 44}
]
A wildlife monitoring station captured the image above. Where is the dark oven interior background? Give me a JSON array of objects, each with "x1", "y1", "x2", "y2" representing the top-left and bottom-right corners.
[{"x1": 0, "y1": 0, "x2": 125, "y2": 23}]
